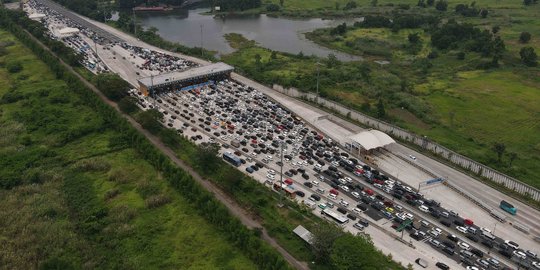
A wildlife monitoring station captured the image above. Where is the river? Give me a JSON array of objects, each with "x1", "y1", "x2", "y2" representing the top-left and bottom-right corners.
[{"x1": 135, "y1": 8, "x2": 362, "y2": 61}]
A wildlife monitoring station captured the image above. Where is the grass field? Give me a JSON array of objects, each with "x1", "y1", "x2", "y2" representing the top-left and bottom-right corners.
[
  {"x1": 223, "y1": 1, "x2": 540, "y2": 190},
  {"x1": 0, "y1": 29, "x2": 256, "y2": 269}
]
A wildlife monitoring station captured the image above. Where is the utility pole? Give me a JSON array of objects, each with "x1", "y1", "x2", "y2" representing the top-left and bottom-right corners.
[
  {"x1": 132, "y1": 7, "x2": 137, "y2": 36},
  {"x1": 200, "y1": 24, "x2": 204, "y2": 57},
  {"x1": 151, "y1": 74, "x2": 156, "y2": 107}
]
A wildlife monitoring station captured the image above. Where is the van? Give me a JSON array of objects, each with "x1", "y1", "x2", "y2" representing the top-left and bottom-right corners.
[
  {"x1": 460, "y1": 250, "x2": 474, "y2": 259},
  {"x1": 421, "y1": 220, "x2": 430, "y2": 227},
  {"x1": 482, "y1": 232, "x2": 496, "y2": 240},
  {"x1": 467, "y1": 227, "x2": 477, "y2": 234},
  {"x1": 316, "y1": 188, "x2": 325, "y2": 194}
]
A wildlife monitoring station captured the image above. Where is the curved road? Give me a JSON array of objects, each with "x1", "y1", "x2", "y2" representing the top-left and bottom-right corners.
[{"x1": 23, "y1": 28, "x2": 308, "y2": 270}]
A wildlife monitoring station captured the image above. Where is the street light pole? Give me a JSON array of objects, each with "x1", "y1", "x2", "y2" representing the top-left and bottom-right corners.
[
  {"x1": 200, "y1": 24, "x2": 204, "y2": 57},
  {"x1": 278, "y1": 140, "x2": 285, "y2": 207}
]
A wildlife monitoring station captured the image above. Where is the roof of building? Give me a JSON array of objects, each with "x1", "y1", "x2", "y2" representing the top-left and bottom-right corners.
[
  {"x1": 58, "y1": 27, "x2": 80, "y2": 35},
  {"x1": 138, "y1": 62, "x2": 234, "y2": 89},
  {"x1": 29, "y1": 13, "x2": 46, "y2": 19},
  {"x1": 293, "y1": 225, "x2": 313, "y2": 244},
  {"x1": 349, "y1": 129, "x2": 396, "y2": 150}
]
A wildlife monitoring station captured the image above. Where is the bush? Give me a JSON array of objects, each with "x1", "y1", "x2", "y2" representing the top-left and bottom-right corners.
[
  {"x1": 6, "y1": 61, "x2": 22, "y2": 73},
  {"x1": 104, "y1": 188, "x2": 120, "y2": 200},
  {"x1": 145, "y1": 194, "x2": 171, "y2": 208},
  {"x1": 136, "y1": 179, "x2": 161, "y2": 199},
  {"x1": 108, "y1": 168, "x2": 132, "y2": 183},
  {"x1": 74, "y1": 158, "x2": 111, "y2": 172},
  {"x1": 519, "y1": 32, "x2": 531, "y2": 43},
  {"x1": 456, "y1": 51, "x2": 466, "y2": 60},
  {"x1": 266, "y1": 3, "x2": 280, "y2": 11},
  {"x1": 118, "y1": 96, "x2": 139, "y2": 114}
]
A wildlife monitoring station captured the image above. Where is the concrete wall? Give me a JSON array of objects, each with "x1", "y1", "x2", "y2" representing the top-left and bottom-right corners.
[{"x1": 272, "y1": 84, "x2": 540, "y2": 202}]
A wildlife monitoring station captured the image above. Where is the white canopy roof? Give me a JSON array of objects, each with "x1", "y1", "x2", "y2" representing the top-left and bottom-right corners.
[
  {"x1": 349, "y1": 130, "x2": 395, "y2": 150},
  {"x1": 58, "y1": 27, "x2": 79, "y2": 35}
]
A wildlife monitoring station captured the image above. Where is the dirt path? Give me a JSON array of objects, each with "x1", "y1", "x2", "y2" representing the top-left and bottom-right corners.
[{"x1": 23, "y1": 30, "x2": 309, "y2": 270}]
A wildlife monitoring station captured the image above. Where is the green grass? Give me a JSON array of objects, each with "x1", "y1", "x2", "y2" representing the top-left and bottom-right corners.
[{"x1": 0, "y1": 29, "x2": 256, "y2": 269}]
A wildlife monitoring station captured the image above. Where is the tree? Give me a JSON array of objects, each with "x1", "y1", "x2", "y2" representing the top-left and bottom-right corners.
[
  {"x1": 371, "y1": 0, "x2": 378, "y2": 7},
  {"x1": 118, "y1": 96, "x2": 139, "y2": 114},
  {"x1": 376, "y1": 99, "x2": 386, "y2": 118},
  {"x1": 196, "y1": 142, "x2": 220, "y2": 173},
  {"x1": 427, "y1": 0, "x2": 435, "y2": 6},
  {"x1": 335, "y1": 2, "x2": 341, "y2": 10},
  {"x1": 456, "y1": 51, "x2": 465, "y2": 60},
  {"x1": 326, "y1": 53, "x2": 338, "y2": 68},
  {"x1": 520, "y1": 47, "x2": 538, "y2": 66},
  {"x1": 507, "y1": 152, "x2": 518, "y2": 166},
  {"x1": 408, "y1": 33, "x2": 421, "y2": 44},
  {"x1": 519, "y1": 32, "x2": 531, "y2": 43},
  {"x1": 435, "y1": 0, "x2": 448, "y2": 11},
  {"x1": 492, "y1": 25, "x2": 500, "y2": 34},
  {"x1": 330, "y1": 235, "x2": 379, "y2": 269},
  {"x1": 266, "y1": 3, "x2": 280, "y2": 11},
  {"x1": 480, "y1": 9, "x2": 488, "y2": 18},
  {"x1": 270, "y1": 50, "x2": 277, "y2": 60},
  {"x1": 254, "y1": 53, "x2": 262, "y2": 66},
  {"x1": 280, "y1": 0, "x2": 284, "y2": 6},
  {"x1": 137, "y1": 109, "x2": 163, "y2": 134},
  {"x1": 417, "y1": 0, "x2": 426, "y2": 7},
  {"x1": 344, "y1": 1, "x2": 357, "y2": 10},
  {"x1": 95, "y1": 73, "x2": 130, "y2": 101},
  {"x1": 492, "y1": 142, "x2": 506, "y2": 163},
  {"x1": 311, "y1": 223, "x2": 343, "y2": 263}
]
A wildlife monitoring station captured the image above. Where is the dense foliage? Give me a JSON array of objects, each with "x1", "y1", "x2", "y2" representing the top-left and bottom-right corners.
[{"x1": 216, "y1": 0, "x2": 262, "y2": 11}]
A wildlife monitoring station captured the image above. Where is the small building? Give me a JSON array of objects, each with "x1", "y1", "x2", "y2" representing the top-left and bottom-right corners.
[
  {"x1": 29, "y1": 13, "x2": 46, "y2": 21},
  {"x1": 137, "y1": 62, "x2": 234, "y2": 96},
  {"x1": 347, "y1": 129, "x2": 395, "y2": 156},
  {"x1": 293, "y1": 225, "x2": 313, "y2": 244},
  {"x1": 57, "y1": 27, "x2": 80, "y2": 38}
]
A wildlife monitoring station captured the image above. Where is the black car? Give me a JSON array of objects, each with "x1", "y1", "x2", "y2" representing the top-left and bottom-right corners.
[
  {"x1": 295, "y1": 191, "x2": 305, "y2": 197},
  {"x1": 346, "y1": 214, "x2": 357, "y2": 220},
  {"x1": 303, "y1": 182, "x2": 313, "y2": 188},
  {"x1": 435, "y1": 262, "x2": 449, "y2": 270},
  {"x1": 337, "y1": 207, "x2": 347, "y2": 214},
  {"x1": 447, "y1": 234, "x2": 459, "y2": 242},
  {"x1": 442, "y1": 247, "x2": 455, "y2": 256},
  {"x1": 481, "y1": 239, "x2": 494, "y2": 248},
  {"x1": 310, "y1": 194, "x2": 321, "y2": 201},
  {"x1": 470, "y1": 248, "x2": 484, "y2": 258},
  {"x1": 466, "y1": 234, "x2": 478, "y2": 242},
  {"x1": 442, "y1": 241, "x2": 456, "y2": 249},
  {"x1": 440, "y1": 219, "x2": 451, "y2": 227}
]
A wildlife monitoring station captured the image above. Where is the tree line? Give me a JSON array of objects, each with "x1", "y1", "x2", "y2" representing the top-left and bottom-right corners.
[
  {"x1": 215, "y1": 0, "x2": 262, "y2": 11},
  {"x1": 0, "y1": 9, "x2": 291, "y2": 270}
]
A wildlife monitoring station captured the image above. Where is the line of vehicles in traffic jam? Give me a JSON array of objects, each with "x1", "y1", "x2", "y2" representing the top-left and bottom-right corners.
[{"x1": 130, "y1": 77, "x2": 539, "y2": 270}]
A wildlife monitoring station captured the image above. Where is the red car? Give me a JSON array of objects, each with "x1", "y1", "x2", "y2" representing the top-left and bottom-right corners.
[
  {"x1": 365, "y1": 189, "x2": 374, "y2": 196},
  {"x1": 330, "y1": 189, "x2": 339, "y2": 195},
  {"x1": 464, "y1": 219, "x2": 474, "y2": 226},
  {"x1": 284, "y1": 178, "x2": 293, "y2": 185}
]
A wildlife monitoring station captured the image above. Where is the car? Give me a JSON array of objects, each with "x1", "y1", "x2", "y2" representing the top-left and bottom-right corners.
[
  {"x1": 245, "y1": 167, "x2": 254, "y2": 173},
  {"x1": 447, "y1": 234, "x2": 459, "y2": 242},
  {"x1": 481, "y1": 239, "x2": 494, "y2": 248},
  {"x1": 456, "y1": 226, "x2": 468, "y2": 234},
  {"x1": 303, "y1": 182, "x2": 313, "y2": 188},
  {"x1": 310, "y1": 194, "x2": 321, "y2": 201},
  {"x1": 480, "y1": 227, "x2": 492, "y2": 235},
  {"x1": 525, "y1": 250, "x2": 537, "y2": 258},
  {"x1": 476, "y1": 259, "x2": 490, "y2": 268},
  {"x1": 466, "y1": 234, "x2": 478, "y2": 242},
  {"x1": 435, "y1": 262, "x2": 449, "y2": 270},
  {"x1": 464, "y1": 248, "x2": 480, "y2": 259},
  {"x1": 504, "y1": 240, "x2": 519, "y2": 249},
  {"x1": 415, "y1": 258, "x2": 428, "y2": 268},
  {"x1": 329, "y1": 193, "x2": 338, "y2": 200},
  {"x1": 440, "y1": 219, "x2": 451, "y2": 227},
  {"x1": 466, "y1": 267, "x2": 479, "y2": 270},
  {"x1": 351, "y1": 191, "x2": 360, "y2": 198},
  {"x1": 337, "y1": 207, "x2": 347, "y2": 214},
  {"x1": 533, "y1": 261, "x2": 540, "y2": 269},
  {"x1": 442, "y1": 247, "x2": 454, "y2": 255},
  {"x1": 311, "y1": 180, "x2": 320, "y2": 186},
  {"x1": 353, "y1": 223, "x2": 364, "y2": 230},
  {"x1": 513, "y1": 250, "x2": 527, "y2": 259},
  {"x1": 429, "y1": 239, "x2": 441, "y2": 247},
  {"x1": 458, "y1": 241, "x2": 471, "y2": 250},
  {"x1": 418, "y1": 205, "x2": 429, "y2": 212},
  {"x1": 487, "y1": 258, "x2": 500, "y2": 268},
  {"x1": 266, "y1": 174, "x2": 275, "y2": 180},
  {"x1": 318, "y1": 203, "x2": 327, "y2": 210},
  {"x1": 353, "y1": 208, "x2": 363, "y2": 214},
  {"x1": 339, "y1": 199, "x2": 349, "y2": 207}
]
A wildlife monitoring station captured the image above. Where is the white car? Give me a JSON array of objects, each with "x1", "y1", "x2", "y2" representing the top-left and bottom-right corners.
[
  {"x1": 409, "y1": 155, "x2": 416, "y2": 160},
  {"x1": 513, "y1": 250, "x2": 527, "y2": 259},
  {"x1": 504, "y1": 240, "x2": 519, "y2": 249},
  {"x1": 456, "y1": 226, "x2": 468, "y2": 234},
  {"x1": 351, "y1": 192, "x2": 360, "y2": 198},
  {"x1": 353, "y1": 208, "x2": 362, "y2": 214},
  {"x1": 466, "y1": 267, "x2": 479, "y2": 270},
  {"x1": 344, "y1": 177, "x2": 352, "y2": 183},
  {"x1": 532, "y1": 261, "x2": 540, "y2": 269},
  {"x1": 418, "y1": 205, "x2": 429, "y2": 212},
  {"x1": 266, "y1": 174, "x2": 275, "y2": 180},
  {"x1": 311, "y1": 180, "x2": 320, "y2": 186},
  {"x1": 341, "y1": 186, "x2": 350, "y2": 192},
  {"x1": 458, "y1": 241, "x2": 470, "y2": 250},
  {"x1": 480, "y1": 227, "x2": 492, "y2": 235},
  {"x1": 267, "y1": 170, "x2": 276, "y2": 175},
  {"x1": 339, "y1": 199, "x2": 349, "y2": 207},
  {"x1": 329, "y1": 193, "x2": 337, "y2": 200}
]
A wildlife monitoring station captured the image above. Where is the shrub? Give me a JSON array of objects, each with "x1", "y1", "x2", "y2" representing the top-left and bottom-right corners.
[
  {"x1": 108, "y1": 168, "x2": 132, "y2": 183},
  {"x1": 74, "y1": 158, "x2": 111, "y2": 172},
  {"x1": 266, "y1": 3, "x2": 280, "y2": 11},
  {"x1": 145, "y1": 194, "x2": 171, "y2": 208},
  {"x1": 136, "y1": 179, "x2": 161, "y2": 199},
  {"x1": 6, "y1": 61, "x2": 22, "y2": 73},
  {"x1": 519, "y1": 32, "x2": 531, "y2": 43},
  {"x1": 104, "y1": 188, "x2": 120, "y2": 200}
]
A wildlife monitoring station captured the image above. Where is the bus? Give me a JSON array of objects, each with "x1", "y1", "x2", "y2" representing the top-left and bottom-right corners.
[
  {"x1": 321, "y1": 208, "x2": 349, "y2": 225},
  {"x1": 500, "y1": 200, "x2": 517, "y2": 215},
  {"x1": 222, "y1": 152, "x2": 242, "y2": 167}
]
